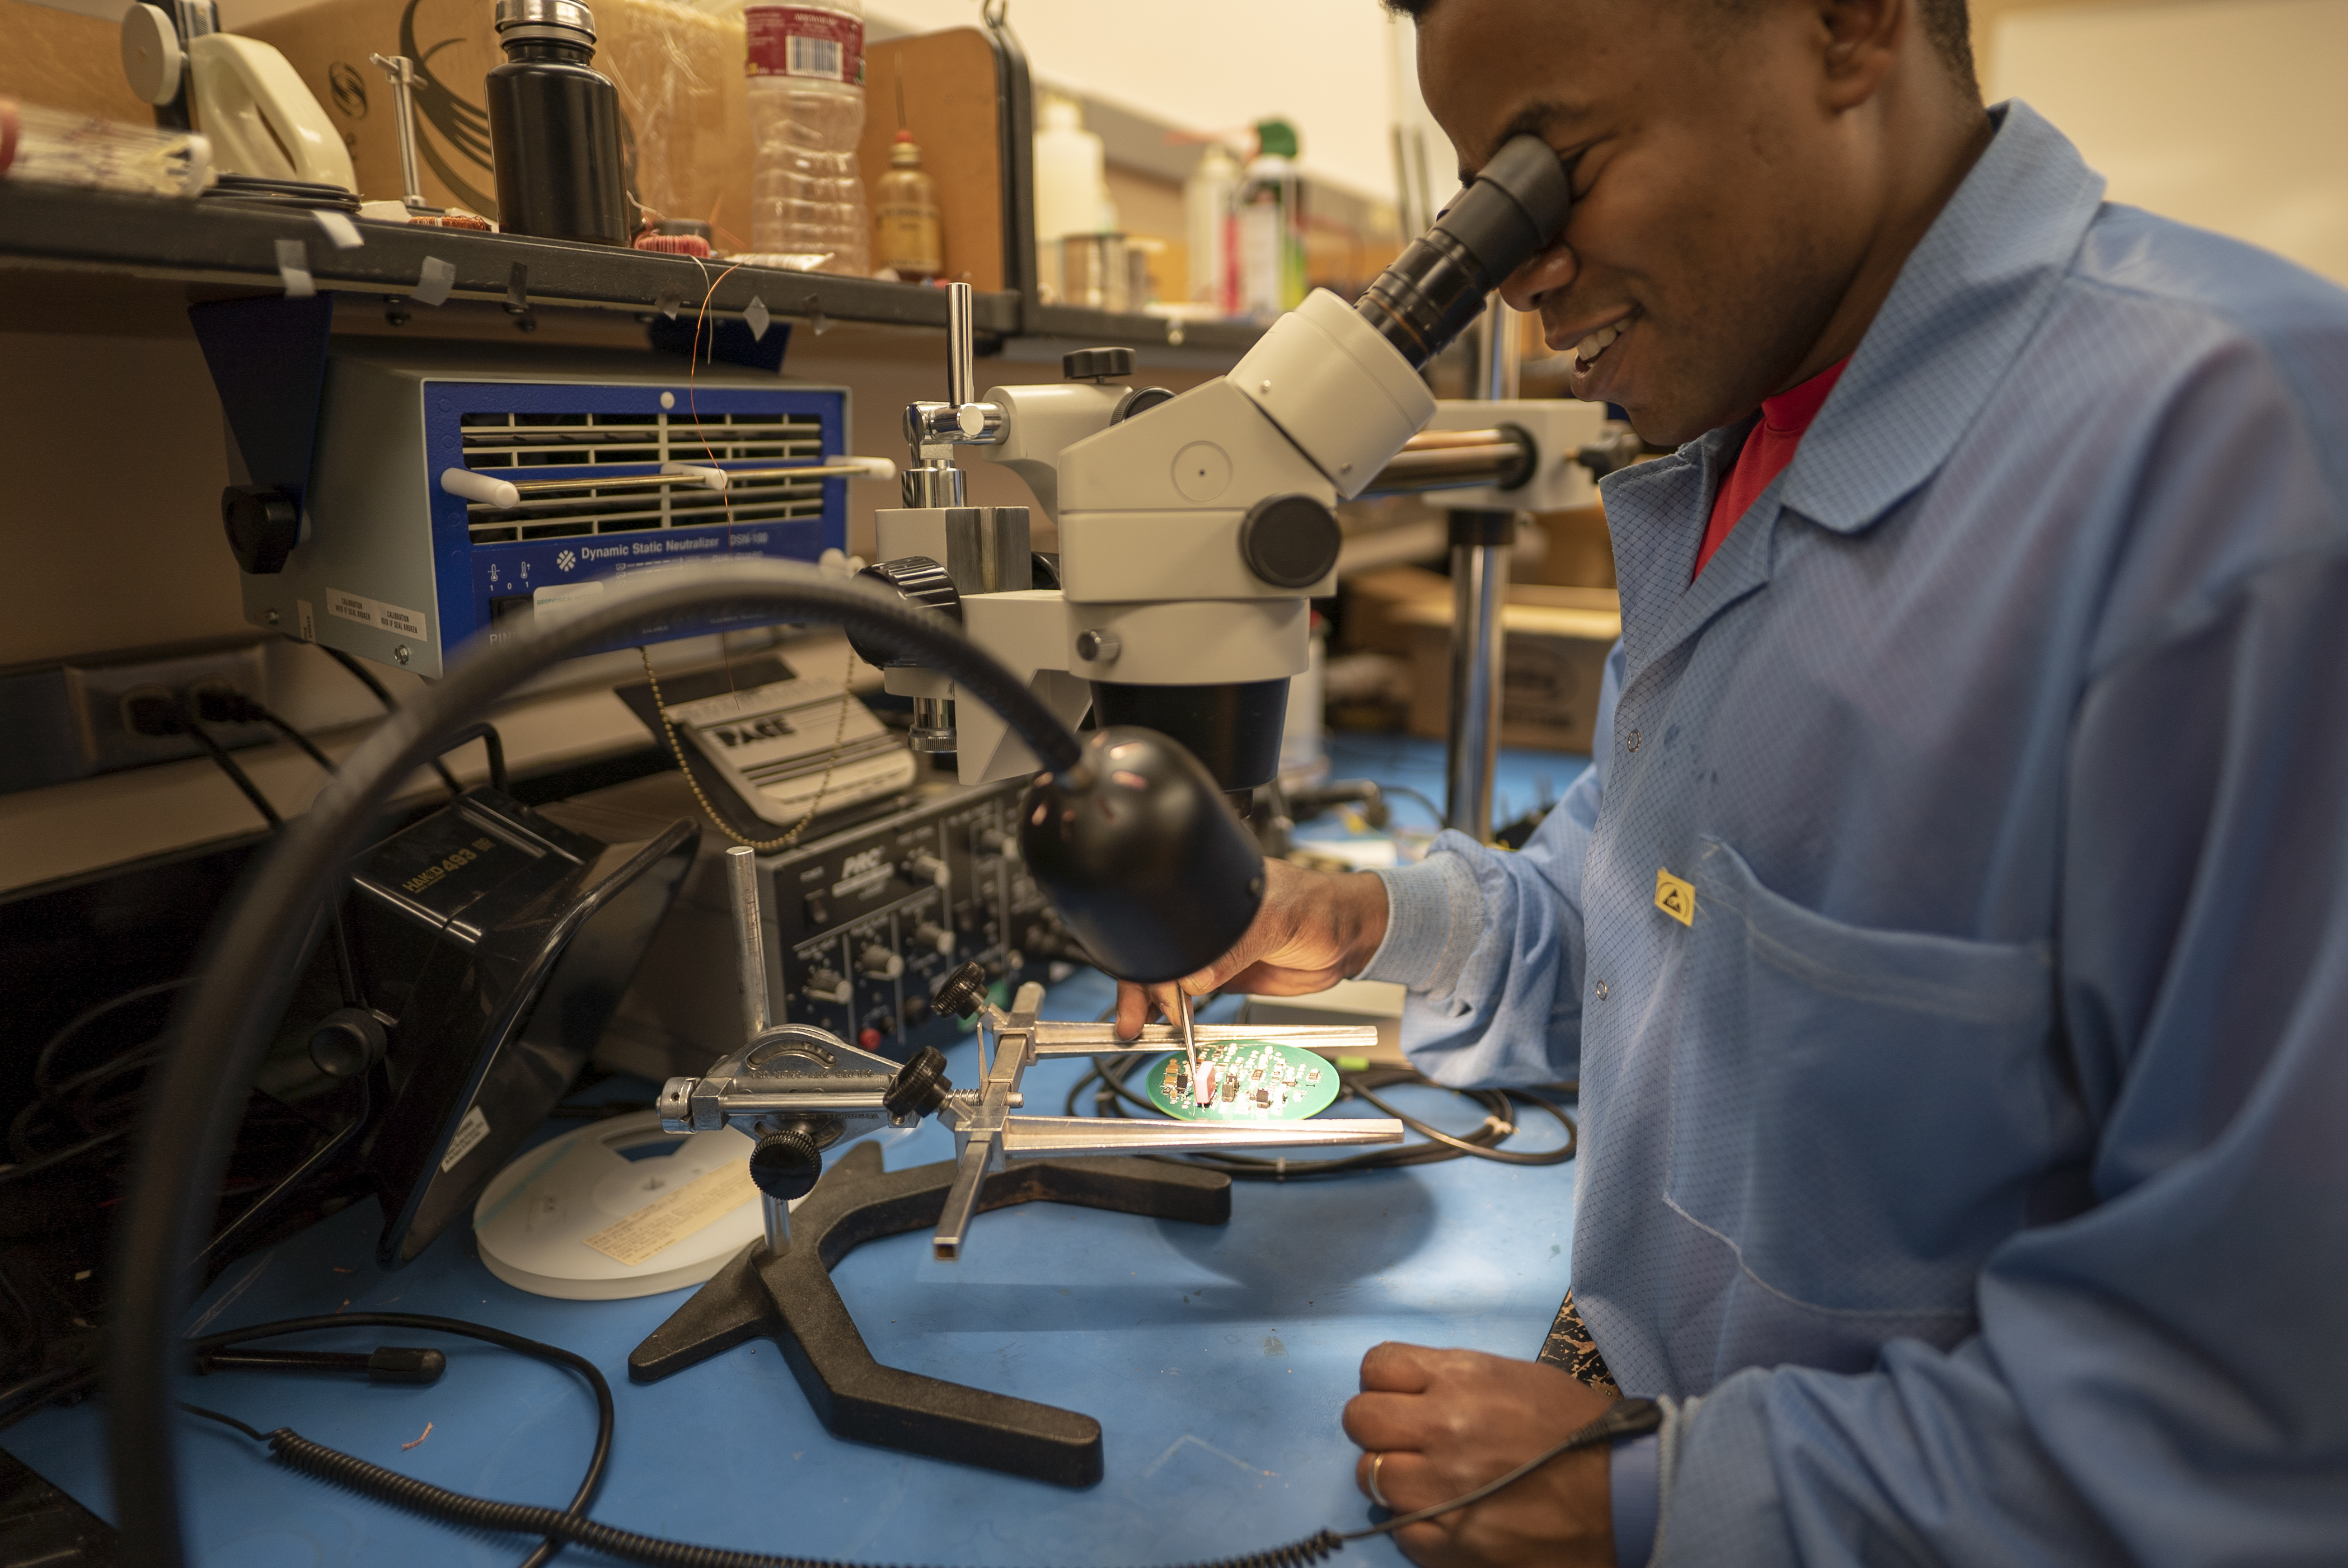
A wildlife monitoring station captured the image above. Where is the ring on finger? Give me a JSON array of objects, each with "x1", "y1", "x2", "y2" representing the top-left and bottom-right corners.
[{"x1": 1368, "y1": 1450, "x2": 1395, "y2": 1510}]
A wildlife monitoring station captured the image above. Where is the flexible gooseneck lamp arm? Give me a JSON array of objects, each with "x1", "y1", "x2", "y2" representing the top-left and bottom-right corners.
[{"x1": 106, "y1": 564, "x2": 1090, "y2": 1567}]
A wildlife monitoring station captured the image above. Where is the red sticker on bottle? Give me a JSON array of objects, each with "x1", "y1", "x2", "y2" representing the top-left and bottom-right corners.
[{"x1": 745, "y1": 7, "x2": 865, "y2": 83}]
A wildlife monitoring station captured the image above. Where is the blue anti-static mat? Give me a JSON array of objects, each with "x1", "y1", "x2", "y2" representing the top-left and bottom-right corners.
[{"x1": 16, "y1": 740, "x2": 1589, "y2": 1567}]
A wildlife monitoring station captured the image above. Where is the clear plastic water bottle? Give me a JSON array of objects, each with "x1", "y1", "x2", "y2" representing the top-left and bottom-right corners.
[{"x1": 743, "y1": 0, "x2": 869, "y2": 275}]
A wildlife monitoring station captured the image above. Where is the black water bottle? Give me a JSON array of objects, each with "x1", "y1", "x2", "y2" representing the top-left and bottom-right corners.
[{"x1": 486, "y1": 0, "x2": 632, "y2": 246}]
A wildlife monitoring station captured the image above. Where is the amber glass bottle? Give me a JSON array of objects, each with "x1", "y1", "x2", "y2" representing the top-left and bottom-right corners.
[{"x1": 874, "y1": 129, "x2": 943, "y2": 282}]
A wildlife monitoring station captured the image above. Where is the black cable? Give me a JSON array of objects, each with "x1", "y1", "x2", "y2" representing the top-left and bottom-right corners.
[
  {"x1": 1335, "y1": 1398, "x2": 1662, "y2": 1541},
  {"x1": 32, "y1": 977, "x2": 193, "y2": 1095},
  {"x1": 189, "y1": 1312, "x2": 613, "y2": 1568},
  {"x1": 198, "y1": 1355, "x2": 1654, "y2": 1568},
  {"x1": 173, "y1": 699, "x2": 283, "y2": 830},
  {"x1": 1382, "y1": 785, "x2": 1446, "y2": 828},
  {"x1": 317, "y1": 643, "x2": 463, "y2": 796},
  {"x1": 181, "y1": 1402, "x2": 266, "y2": 1443}
]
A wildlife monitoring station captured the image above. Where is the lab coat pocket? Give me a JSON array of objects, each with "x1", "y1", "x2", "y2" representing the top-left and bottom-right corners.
[{"x1": 1663, "y1": 837, "x2": 2058, "y2": 1317}]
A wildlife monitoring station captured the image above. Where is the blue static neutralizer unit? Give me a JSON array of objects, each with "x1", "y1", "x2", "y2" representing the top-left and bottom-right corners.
[{"x1": 235, "y1": 340, "x2": 853, "y2": 677}]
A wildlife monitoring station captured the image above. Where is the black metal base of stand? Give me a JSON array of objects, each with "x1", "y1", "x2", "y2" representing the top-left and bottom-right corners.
[{"x1": 627, "y1": 1140, "x2": 1232, "y2": 1487}]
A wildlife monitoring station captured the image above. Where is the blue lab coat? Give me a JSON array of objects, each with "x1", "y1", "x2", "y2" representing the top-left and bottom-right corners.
[{"x1": 1361, "y1": 101, "x2": 2348, "y2": 1564}]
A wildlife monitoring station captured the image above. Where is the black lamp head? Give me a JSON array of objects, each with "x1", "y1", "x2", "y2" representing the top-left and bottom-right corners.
[{"x1": 1017, "y1": 726, "x2": 1267, "y2": 984}]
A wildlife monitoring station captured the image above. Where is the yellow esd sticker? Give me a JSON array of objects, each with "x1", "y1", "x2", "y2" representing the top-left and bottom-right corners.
[{"x1": 1654, "y1": 867, "x2": 1695, "y2": 926}]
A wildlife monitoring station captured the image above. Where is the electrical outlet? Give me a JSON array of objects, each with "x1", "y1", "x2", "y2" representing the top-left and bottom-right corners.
[{"x1": 63, "y1": 645, "x2": 274, "y2": 773}]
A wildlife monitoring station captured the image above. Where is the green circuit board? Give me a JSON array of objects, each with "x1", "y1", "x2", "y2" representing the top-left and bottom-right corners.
[{"x1": 1144, "y1": 1040, "x2": 1341, "y2": 1123}]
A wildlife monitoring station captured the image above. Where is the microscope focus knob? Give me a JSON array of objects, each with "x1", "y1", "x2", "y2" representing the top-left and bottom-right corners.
[
  {"x1": 1061, "y1": 345, "x2": 1133, "y2": 381},
  {"x1": 1238, "y1": 494, "x2": 1343, "y2": 590},
  {"x1": 748, "y1": 1127, "x2": 824, "y2": 1202},
  {"x1": 932, "y1": 961, "x2": 991, "y2": 1021},
  {"x1": 222, "y1": 485, "x2": 302, "y2": 575},
  {"x1": 884, "y1": 1046, "x2": 954, "y2": 1120}
]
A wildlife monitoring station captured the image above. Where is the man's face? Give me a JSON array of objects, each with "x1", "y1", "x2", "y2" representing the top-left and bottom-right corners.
[{"x1": 1417, "y1": 0, "x2": 1879, "y2": 443}]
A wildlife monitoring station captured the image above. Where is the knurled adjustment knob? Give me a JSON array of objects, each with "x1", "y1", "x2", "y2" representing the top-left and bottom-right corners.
[
  {"x1": 748, "y1": 1126, "x2": 824, "y2": 1202},
  {"x1": 222, "y1": 485, "x2": 301, "y2": 575},
  {"x1": 931, "y1": 960, "x2": 991, "y2": 1021},
  {"x1": 884, "y1": 1046, "x2": 954, "y2": 1120},
  {"x1": 1062, "y1": 346, "x2": 1133, "y2": 382}
]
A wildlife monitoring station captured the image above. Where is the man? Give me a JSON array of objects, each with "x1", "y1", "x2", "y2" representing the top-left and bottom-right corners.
[{"x1": 1119, "y1": 1, "x2": 2348, "y2": 1562}]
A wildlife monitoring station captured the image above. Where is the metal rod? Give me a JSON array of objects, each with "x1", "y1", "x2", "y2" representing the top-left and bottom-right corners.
[
  {"x1": 491, "y1": 461, "x2": 874, "y2": 497},
  {"x1": 1483, "y1": 295, "x2": 1523, "y2": 402},
  {"x1": 763, "y1": 1193, "x2": 790, "y2": 1255},
  {"x1": 1175, "y1": 990, "x2": 1201, "y2": 1099},
  {"x1": 945, "y1": 280, "x2": 976, "y2": 409},
  {"x1": 1445, "y1": 534, "x2": 1510, "y2": 840},
  {"x1": 728, "y1": 846, "x2": 770, "y2": 1041},
  {"x1": 1027, "y1": 1020, "x2": 1381, "y2": 1055},
  {"x1": 1361, "y1": 440, "x2": 1530, "y2": 495},
  {"x1": 368, "y1": 55, "x2": 430, "y2": 212},
  {"x1": 998, "y1": 1114, "x2": 1408, "y2": 1157}
]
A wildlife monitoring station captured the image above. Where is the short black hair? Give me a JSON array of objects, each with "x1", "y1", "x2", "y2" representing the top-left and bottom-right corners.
[{"x1": 1386, "y1": 1, "x2": 1979, "y2": 98}]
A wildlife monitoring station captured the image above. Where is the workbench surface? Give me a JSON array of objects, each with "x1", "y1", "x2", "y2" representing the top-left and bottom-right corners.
[{"x1": 7, "y1": 738, "x2": 1591, "y2": 1567}]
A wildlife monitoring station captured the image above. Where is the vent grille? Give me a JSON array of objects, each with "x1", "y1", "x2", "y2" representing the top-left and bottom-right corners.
[{"x1": 457, "y1": 411, "x2": 828, "y2": 542}]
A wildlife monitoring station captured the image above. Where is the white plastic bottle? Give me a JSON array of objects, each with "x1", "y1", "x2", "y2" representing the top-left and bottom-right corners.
[
  {"x1": 1184, "y1": 140, "x2": 1240, "y2": 310},
  {"x1": 743, "y1": 0, "x2": 869, "y2": 275},
  {"x1": 1032, "y1": 95, "x2": 1105, "y2": 245}
]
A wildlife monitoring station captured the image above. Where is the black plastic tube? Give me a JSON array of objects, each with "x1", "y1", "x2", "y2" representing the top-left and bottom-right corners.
[{"x1": 107, "y1": 563, "x2": 1084, "y2": 1567}]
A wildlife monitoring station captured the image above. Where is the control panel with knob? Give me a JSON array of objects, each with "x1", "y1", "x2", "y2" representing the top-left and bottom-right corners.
[{"x1": 599, "y1": 774, "x2": 1053, "y2": 1079}]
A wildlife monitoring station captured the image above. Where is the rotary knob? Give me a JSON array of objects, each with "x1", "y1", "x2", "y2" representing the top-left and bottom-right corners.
[
  {"x1": 904, "y1": 852, "x2": 950, "y2": 889},
  {"x1": 884, "y1": 1046, "x2": 954, "y2": 1121},
  {"x1": 803, "y1": 968, "x2": 852, "y2": 1004},
  {"x1": 912, "y1": 921, "x2": 955, "y2": 956},
  {"x1": 1061, "y1": 345, "x2": 1133, "y2": 381},
  {"x1": 858, "y1": 943, "x2": 905, "y2": 979},
  {"x1": 931, "y1": 961, "x2": 991, "y2": 1021},
  {"x1": 748, "y1": 1126, "x2": 824, "y2": 1201}
]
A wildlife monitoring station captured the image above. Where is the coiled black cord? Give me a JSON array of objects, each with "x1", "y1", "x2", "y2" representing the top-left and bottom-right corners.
[
  {"x1": 189, "y1": 1312, "x2": 611, "y2": 1568},
  {"x1": 200, "y1": 1414, "x2": 1352, "y2": 1568},
  {"x1": 198, "y1": 1380, "x2": 1656, "y2": 1568}
]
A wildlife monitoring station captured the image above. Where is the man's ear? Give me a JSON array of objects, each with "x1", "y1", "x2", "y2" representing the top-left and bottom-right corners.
[{"x1": 1815, "y1": 0, "x2": 1906, "y2": 110}]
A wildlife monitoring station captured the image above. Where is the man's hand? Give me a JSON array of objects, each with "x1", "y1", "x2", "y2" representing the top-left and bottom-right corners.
[
  {"x1": 1112, "y1": 859, "x2": 1389, "y2": 1039},
  {"x1": 1343, "y1": 1344, "x2": 1619, "y2": 1568}
]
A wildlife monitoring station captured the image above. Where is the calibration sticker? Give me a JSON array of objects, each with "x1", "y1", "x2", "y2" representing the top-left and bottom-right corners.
[{"x1": 1146, "y1": 1040, "x2": 1341, "y2": 1123}]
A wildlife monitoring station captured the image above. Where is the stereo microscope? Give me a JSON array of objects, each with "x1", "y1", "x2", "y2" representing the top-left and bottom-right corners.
[{"x1": 852, "y1": 133, "x2": 1591, "y2": 800}]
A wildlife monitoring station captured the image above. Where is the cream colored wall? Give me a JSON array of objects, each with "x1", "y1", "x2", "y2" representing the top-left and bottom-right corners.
[{"x1": 1988, "y1": 0, "x2": 2348, "y2": 286}]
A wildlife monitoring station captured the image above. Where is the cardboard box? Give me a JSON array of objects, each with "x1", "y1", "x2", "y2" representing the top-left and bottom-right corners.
[
  {"x1": 242, "y1": 0, "x2": 751, "y2": 233},
  {"x1": 1396, "y1": 590, "x2": 1620, "y2": 755},
  {"x1": 0, "y1": 0, "x2": 161, "y2": 123},
  {"x1": 1523, "y1": 503, "x2": 1616, "y2": 590}
]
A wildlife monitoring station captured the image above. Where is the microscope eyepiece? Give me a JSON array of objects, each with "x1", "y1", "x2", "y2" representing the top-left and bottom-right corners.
[{"x1": 1355, "y1": 132, "x2": 1571, "y2": 369}]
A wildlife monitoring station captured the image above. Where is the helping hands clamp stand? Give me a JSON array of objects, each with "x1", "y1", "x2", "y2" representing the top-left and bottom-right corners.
[{"x1": 628, "y1": 846, "x2": 1403, "y2": 1486}]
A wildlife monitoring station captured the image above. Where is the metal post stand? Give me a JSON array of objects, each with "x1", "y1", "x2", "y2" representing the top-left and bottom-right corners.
[
  {"x1": 1444, "y1": 296, "x2": 1523, "y2": 839},
  {"x1": 1444, "y1": 508, "x2": 1513, "y2": 840}
]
